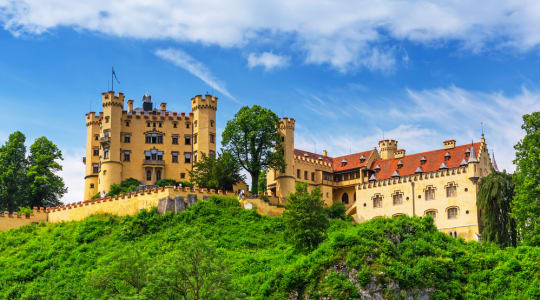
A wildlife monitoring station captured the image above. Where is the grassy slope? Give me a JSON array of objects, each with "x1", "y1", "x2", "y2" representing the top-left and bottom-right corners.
[{"x1": 0, "y1": 196, "x2": 538, "y2": 299}]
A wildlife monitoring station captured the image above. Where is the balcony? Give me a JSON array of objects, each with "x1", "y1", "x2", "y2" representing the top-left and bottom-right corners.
[
  {"x1": 143, "y1": 159, "x2": 165, "y2": 166},
  {"x1": 100, "y1": 136, "x2": 111, "y2": 145}
]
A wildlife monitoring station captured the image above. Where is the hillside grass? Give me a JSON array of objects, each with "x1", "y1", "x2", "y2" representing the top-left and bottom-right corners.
[{"x1": 0, "y1": 196, "x2": 538, "y2": 299}]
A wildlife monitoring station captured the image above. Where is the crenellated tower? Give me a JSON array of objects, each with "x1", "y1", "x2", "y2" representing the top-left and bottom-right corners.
[
  {"x1": 191, "y1": 94, "x2": 218, "y2": 161},
  {"x1": 97, "y1": 91, "x2": 125, "y2": 194},
  {"x1": 274, "y1": 117, "x2": 296, "y2": 199},
  {"x1": 83, "y1": 112, "x2": 100, "y2": 200},
  {"x1": 378, "y1": 139, "x2": 398, "y2": 160}
]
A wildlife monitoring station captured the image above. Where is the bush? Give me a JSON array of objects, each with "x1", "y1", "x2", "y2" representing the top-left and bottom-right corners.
[{"x1": 325, "y1": 202, "x2": 347, "y2": 220}]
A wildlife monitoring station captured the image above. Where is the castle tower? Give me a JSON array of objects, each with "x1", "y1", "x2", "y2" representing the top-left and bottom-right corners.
[
  {"x1": 378, "y1": 139, "x2": 398, "y2": 160},
  {"x1": 83, "y1": 112, "x2": 100, "y2": 200},
  {"x1": 191, "y1": 94, "x2": 218, "y2": 161},
  {"x1": 97, "y1": 91, "x2": 125, "y2": 194},
  {"x1": 275, "y1": 117, "x2": 296, "y2": 199}
]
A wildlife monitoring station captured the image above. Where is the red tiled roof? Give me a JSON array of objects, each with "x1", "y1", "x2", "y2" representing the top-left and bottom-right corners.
[
  {"x1": 371, "y1": 142, "x2": 481, "y2": 180},
  {"x1": 293, "y1": 149, "x2": 333, "y2": 164},
  {"x1": 332, "y1": 150, "x2": 374, "y2": 172}
]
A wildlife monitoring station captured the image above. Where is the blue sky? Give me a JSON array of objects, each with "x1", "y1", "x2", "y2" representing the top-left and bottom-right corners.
[{"x1": 1, "y1": 1, "x2": 540, "y2": 203}]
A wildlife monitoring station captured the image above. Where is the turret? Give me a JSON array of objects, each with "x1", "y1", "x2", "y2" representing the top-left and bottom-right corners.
[
  {"x1": 468, "y1": 142, "x2": 480, "y2": 180},
  {"x1": 83, "y1": 111, "x2": 100, "y2": 200},
  {"x1": 378, "y1": 139, "x2": 398, "y2": 160},
  {"x1": 192, "y1": 94, "x2": 218, "y2": 161},
  {"x1": 274, "y1": 117, "x2": 296, "y2": 199},
  {"x1": 142, "y1": 93, "x2": 152, "y2": 111}
]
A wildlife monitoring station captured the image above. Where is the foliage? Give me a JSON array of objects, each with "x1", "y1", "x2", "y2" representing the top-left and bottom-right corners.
[
  {"x1": 189, "y1": 152, "x2": 245, "y2": 191},
  {"x1": 17, "y1": 207, "x2": 33, "y2": 216},
  {"x1": 25, "y1": 137, "x2": 66, "y2": 208},
  {"x1": 155, "y1": 178, "x2": 194, "y2": 188},
  {"x1": 0, "y1": 196, "x2": 539, "y2": 299},
  {"x1": 283, "y1": 183, "x2": 329, "y2": 251},
  {"x1": 0, "y1": 131, "x2": 27, "y2": 212},
  {"x1": 222, "y1": 105, "x2": 285, "y2": 194},
  {"x1": 477, "y1": 170, "x2": 517, "y2": 247},
  {"x1": 258, "y1": 170, "x2": 267, "y2": 195},
  {"x1": 325, "y1": 202, "x2": 347, "y2": 220},
  {"x1": 107, "y1": 178, "x2": 141, "y2": 197},
  {"x1": 512, "y1": 111, "x2": 540, "y2": 246},
  {"x1": 0, "y1": 132, "x2": 66, "y2": 211}
]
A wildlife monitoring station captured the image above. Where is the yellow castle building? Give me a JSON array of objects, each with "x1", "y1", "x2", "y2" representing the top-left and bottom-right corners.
[
  {"x1": 267, "y1": 118, "x2": 498, "y2": 240},
  {"x1": 83, "y1": 91, "x2": 217, "y2": 200}
]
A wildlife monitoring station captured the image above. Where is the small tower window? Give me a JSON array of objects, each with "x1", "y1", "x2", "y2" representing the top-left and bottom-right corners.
[
  {"x1": 210, "y1": 134, "x2": 215, "y2": 144},
  {"x1": 90, "y1": 184, "x2": 95, "y2": 189},
  {"x1": 124, "y1": 134, "x2": 131, "y2": 143},
  {"x1": 147, "y1": 122, "x2": 150, "y2": 127},
  {"x1": 93, "y1": 148, "x2": 99, "y2": 156},
  {"x1": 373, "y1": 195, "x2": 383, "y2": 208},
  {"x1": 92, "y1": 164, "x2": 99, "y2": 174},
  {"x1": 123, "y1": 151, "x2": 130, "y2": 162},
  {"x1": 210, "y1": 120, "x2": 215, "y2": 127},
  {"x1": 194, "y1": 120, "x2": 198, "y2": 128},
  {"x1": 173, "y1": 122, "x2": 178, "y2": 128},
  {"x1": 95, "y1": 134, "x2": 99, "y2": 141},
  {"x1": 105, "y1": 116, "x2": 110, "y2": 123},
  {"x1": 125, "y1": 121, "x2": 130, "y2": 127},
  {"x1": 194, "y1": 134, "x2": 198, "y2": 144},
  {"x1": 297, "y1": 169, "x2": 301, "y2": 178},
  {"x1": 103, "y1": 148, "x2": 109, "y2": 159},
  {"x1": 186, "y1": 123, "x2": 190, "y2": 129},
  {"x1": 210, "y1": 150, "x2": 215, "y2": 156},
  {"x1": 158, "y1": 123, "x2": 162, "y2": 128},
  {"x1": 194, "y1": 151, "x2": 198, "y2": 162}
]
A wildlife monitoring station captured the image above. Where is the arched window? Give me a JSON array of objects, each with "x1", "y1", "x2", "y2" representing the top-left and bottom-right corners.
[
  {"x1": 342, "y1": 193, "x2": 349, "y2": 204},
  {"x1": 392, "y1": 213, "x2": 404, "y2": 218},
  {"x1": 447, "y1": 207, "x2": 458, "y2": 219},
  {"x1": 446, "y1": 182, "x2": 457, "y2": 197},
  {"x1": 373, "y1": 195, "x2": 382, "y2": 208},
  {"x1": 425, "y1": 209, "x2": 437, "y2": 219},
  {"x1": 392, "y1": 191, "x2": 403, "y2": 205},
  {"x1": 425, "y1": 186, "x2": 436, "y2": 201}
]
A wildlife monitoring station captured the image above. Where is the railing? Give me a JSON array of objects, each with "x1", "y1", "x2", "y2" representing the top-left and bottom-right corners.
[
  {"x1": 100, "y1": 136, "x2": 111, "y2": 144},
  {"x1": 143, "y1": 159, "x2": 165, "y2": 166}
]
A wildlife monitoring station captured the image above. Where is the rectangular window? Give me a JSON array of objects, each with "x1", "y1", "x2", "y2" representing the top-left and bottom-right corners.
[
  {"x1": 210, "y1": 134, "x2": 215, "y2": 144},
  {"x1": 125, "y1": 121, "x2": 130, "y2": 127},
  {"x1": 93, "y1": 148, "x2": 99, "y2": 156},
  {"x1": 123, "y1": 151, "x2": 130, "y2": 162},
  {"x1": 393, "y1": 193, "x2": 403, "y2": 205},
  {"x1": 297, "y1": 169, "x2": 300, "y2": 178},
  {"x1": 146, "y1": 170, "x2": 152, "y2": 181},
  {"x1": 184, "y1": 152, "x2": 191, "y2": 163},
  {"x1": 124, "y1": 134, "x2": 130, "y2": 143},
  {"x1": 448, "y1": 207, "x2": 458, "y2": 219},
  {"x1": 172, "y1": 136, "x2": 179, "y2": 145},
  {"x1": 104, "y1": 130, "x2": 110, "y2": 137},
  {"x1": 373, "y1": 196, "x2": 383, "y2": 208},
  {"x1": 173, "y1": 122, "x2": 177, "y2": 128},
  {"x1": 172, "y1": 151, "x2": 178, "y2": 163},
  {"x1": 304, "y1": 171, "x2": 308, "y2": 180},
  {"x1": 180, "y1": 172, "x2": 186, "y2": 179},
  {"x1": 194, "y1": 134, "x2": 198, "y2": 144},
  {"x1": 147, "y1": 122, "x2": 150, "y2": 127},
  {"x1": 158, "y1": 123, "x2": 162, "y2": 128},
  {"x1": 95, "y1": 134, "x2": 99, "y2": 141},
  {"x1": 311, "y1": 172, "x2": 315, "y2": 181},
  {"x1": 209, "y1": 150, "x2": 215, "y2": 156},
  {"x1": 103, "y1": 148, "x2": 109, "y2": 159},
  {"x1": 194, "y1": 151, "x2": 198, "y2": 162},
  {"x1": 446, "y1": 185, "x2": 457, "y2": 197},
  {"x1": 185, "y1": 136, "x2": 191, "y2": 145},
  {"x1": 146, "y1": 134, "x2": 163, "y2": 144},
  {"x1": 93, "y1": 164, "x2": 99, "y2": 174},
  {"x1": 186, "y1": 123, "x2": 190, "y2": 129},
  {"x1": 425, "y1": 188, "x2": 435, "y2": 200}
]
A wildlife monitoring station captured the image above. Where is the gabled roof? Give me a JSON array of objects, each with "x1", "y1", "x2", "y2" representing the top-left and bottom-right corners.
[
  {"x1": 293, "y1": 149, "x2": 333, "y2": 164},
  {"x1": 332, "y1": 150, "x2": 374, "y2": 172},
  {"x1": 370, "y1": 142, "x2": 482, "y2": 180}
]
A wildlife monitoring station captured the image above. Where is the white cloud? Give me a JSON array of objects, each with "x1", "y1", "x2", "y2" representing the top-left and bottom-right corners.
[
  {"x1": 296, "y1": 86, "x2": 540, "y2": 172},
  {"x1": 59, "y1": 148, "x2": 85, "y2": 204},
  {"x1": 3, "y1": 1, "x2": 540, "y2": 71},
  {"x1": 247, "y1": 52, "x2": 289, "y2": 71},
  {"x1": 155, "y1": 48, "x2": 239, "y2": 103}
]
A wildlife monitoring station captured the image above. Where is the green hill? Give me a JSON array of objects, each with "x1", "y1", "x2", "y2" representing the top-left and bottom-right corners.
[{"x1": 0, "y1": 196, "x2": 538, "y2": 299}]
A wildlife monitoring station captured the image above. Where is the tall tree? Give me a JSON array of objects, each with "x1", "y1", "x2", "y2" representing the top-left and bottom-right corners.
[
  {"x1": 25, "y1": 137, "x2": 67, "y2": 207},
  {"x1": 189, "y1": 152, "x2": 245, "y2": 191},
  {"x1": 0, "y1": 131, "x2": 27, "y2": 212},
  {"x1": 477, "y1": 170, "x2": 517, "y2": 247},
  {"x1": 512, "y1": 111, "x2": 540, "y2": 246},
  {"x1": 221, "y1": 105, "x2": 285, "y2": 194},
  {"x1": 258, "y1": 170, "x2": 267, "y2": 195},
  {"x1": 283, "y1": 183, "x2": 329, "y2": 251}
]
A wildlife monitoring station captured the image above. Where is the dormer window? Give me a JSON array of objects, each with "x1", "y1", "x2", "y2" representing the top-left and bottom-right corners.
[
  {"x1": 420, "y1": 156, "x2": 426, "y2": 165},
  {"x1": 397, "y1": 160, "x2": 403, "y2": 169},
  {"x1": 444, "y1": 152, "x2": 450, "y2": 161},
  {"x1": 465, "y1": 148, "x2": 470, "y2": 158},
  {"x1": 374, "y1": 165, "x2": 380, "y2": 172},
  {"x1": 341, "y1": 159, "x2": 347, "y2": 167},
  {"x1": 360, "y1": 154, "x2": 366, "y2": 163}
]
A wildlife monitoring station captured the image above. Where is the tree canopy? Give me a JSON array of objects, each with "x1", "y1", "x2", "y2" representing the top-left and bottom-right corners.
[
  {"x1": 512, "y1": 111, "x2": 540, "y2": 246},
  {"x1": 221, "y1": 105, "x2": 285, "y2": 194},
  {"x1": 0, "y1": 131, "x2": 27, "y2": 212},
  {"x1": 189, "y1": 152, "x2": 244, "y2": 191},
  {"x1": 477, "y1": 170, "x2": 517, "y2": 247}
]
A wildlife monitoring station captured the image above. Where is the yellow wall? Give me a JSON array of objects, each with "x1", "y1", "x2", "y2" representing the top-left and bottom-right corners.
[
  {"x1": 241, "y1": 198, "x2": 285, "y2": 216},
  {"x1": 0, "y1": 208, "x2": 48, "y2": 231}
]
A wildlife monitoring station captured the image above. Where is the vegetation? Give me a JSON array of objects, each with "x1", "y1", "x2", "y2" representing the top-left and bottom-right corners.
[
  {"x1": 189, "y1": 152, "x2": 244, "y2": 191},
  {"x1": 258, "y1": 170, "x2": 267, "y2": 195},
  {"x1": 512, "y1": 111, "x2": 540, "y2": 246},
  {"x1": 477, "y1": 170, "x2": 517, "y2": 247},
  {"x1": 222, "y1": 105, "x2": 285, "y2": 194},
  {"x1": 154, "y1": 178, "x2": 193, "y2": 188},
  {"x1": 107, "y1": 178, "x2": 141, "y2": 197},
  {"x1": 0, "y1": 131, "x2": 66, "y2": 211},
  {"x1": 325, "y1": 202, "x2": 348, "y2": 220},
  {"x1": 0, "y1": 196, "x2": 538, "y2": 299},
  {"x1": 283, "y1": 183, "x2": 329, "y2": 251}
]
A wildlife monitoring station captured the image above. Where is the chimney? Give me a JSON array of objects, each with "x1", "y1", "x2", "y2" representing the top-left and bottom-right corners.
[
  {"x1": 394, "y1": 149, "x2": 406, "y2": 159},
  {"x1": 322, "y1": 150, "x2": 327, "y2": 157},
  {"x1": 379, "y1": 140, "x2": 398, "y2": 160},
  {"x1": 160, "y1": 102, "x2": 167, "y2": 111},
  {"x1": 127, "y1": 100, "x2": 134, "y2": 112},
  {"x1": 443, "y1": 139, "x2": 456, "y2": 149}
]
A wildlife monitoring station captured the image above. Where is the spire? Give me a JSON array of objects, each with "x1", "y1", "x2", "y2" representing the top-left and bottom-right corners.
[
  {"x1": 460, "y1": 159, "x2": 468, "y2": 166},
  {"x1": 468, "y1": 142, "x2": 478, "y2": 163},
  {"x1": 369, "y1": 173, "x2": 377, "y2": 181},
  {"x1": 492, "y1": 152, "x2": 499, "y2": 172}
]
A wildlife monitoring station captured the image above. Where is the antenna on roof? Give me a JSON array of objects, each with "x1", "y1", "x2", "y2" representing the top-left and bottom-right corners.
[
  {"x1": 382, "y1": 129, "x2": 385, "y2": 140},
  {"x1": 481, "y1": 122, "x2": 484, "y2": 136},
  {"x1": 111, "y1": 67, "x2": 120, "y2": 92}
]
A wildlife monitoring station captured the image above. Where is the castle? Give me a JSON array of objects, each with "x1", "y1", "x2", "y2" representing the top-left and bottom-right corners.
[
  {"x1": 83, "y1": 91, "x2": 217, "y2": 200},
  {"x1": 267, "y1": 118, "x2": 497, "y2": 240}
]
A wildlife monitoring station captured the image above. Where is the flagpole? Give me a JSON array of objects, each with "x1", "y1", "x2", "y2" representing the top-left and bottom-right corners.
[{"x1": 111, "y1": 67, "x2": 114, "y2": 92}]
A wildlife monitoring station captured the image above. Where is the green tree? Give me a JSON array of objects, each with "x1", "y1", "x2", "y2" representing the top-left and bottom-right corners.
[
  {"x1": 0, "y1": 131, "x2": 27, "y2": 212},
  {"x1": 189, "y1": 152, "x2": 244, "y2": 191},
  {"x1": 107, "y1": 178, "x2": 141, "y2": 196},
  {"x1": 221, "y1": 105, "x2": 285, "y2": 194},
  {"x1": 144, "y1": 232, "x2": 235, "y2": 299},
  {"x1": 25, "y1": 137, "x2": 66, "y2": 208},
  {"x1": 258, "y1": 170, "x2": 267, "y2": 195},
  {"x1": 283, "y1": 183, "x2": 329, "y2": 251},
  {"x1": 477, "y1": 170, "x2": 517, "y2": 247},
  {"x1": 325, "y1": 202, "x2": 347, "y2": 220},
  {"x1": 512, "y1": 112, "x2": 540, "y2": 246}
]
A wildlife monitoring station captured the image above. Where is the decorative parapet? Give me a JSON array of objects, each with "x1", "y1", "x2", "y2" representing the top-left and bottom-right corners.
[
  {"x1": 294, "y1": 154, "x2": 333, "y2": 168},
  {"x1": 358, "y1": 166, "x2": 468, "y2": 190}
]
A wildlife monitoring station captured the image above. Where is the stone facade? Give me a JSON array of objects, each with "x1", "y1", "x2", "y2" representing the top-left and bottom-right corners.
[
  {"x1": 84, "y1": 91, "x2": 217, "y2": 200},
  {"x1": 268, "y1": 118, "x2": 496, "y2": 240}
]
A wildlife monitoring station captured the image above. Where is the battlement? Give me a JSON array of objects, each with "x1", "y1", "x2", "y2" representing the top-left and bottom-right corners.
[
  {"x1": 102, "y1": 91, "x2": 125, "y2": 107},
  {"x1": 379, "y1": 139, "x2": 398, "y2": 159},
  {"x1": 294, "y1": 153, "x2": 332, "y2": 168},
  {"x1": 191, "y1": 94, "x2": 218, "y2": 111},
  {"x1": 280, "y1": 117, "x2": 295, "y2": 129},
  {"x1": 0, "y1": 207, "x2": 48, "y2": 231},
  {"x1": 378, "y1": 139, "x2": 398, "y2": 148}
]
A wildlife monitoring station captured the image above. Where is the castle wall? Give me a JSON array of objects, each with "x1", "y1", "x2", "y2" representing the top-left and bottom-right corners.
[
  {"x1": 0, "y1": 208, "x2": 48, "y2": 231},
  {"x1": 241, "y1": 198, "x2": 285, "y2": 216}
]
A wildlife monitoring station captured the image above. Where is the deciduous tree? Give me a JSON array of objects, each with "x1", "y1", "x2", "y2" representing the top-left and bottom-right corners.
[
  {"x1": 512, "y1": 111, "x2": 540, "y2": 246},
  {"x1": 0, "y1": 131, "x2": 27, "y2": 212},
  {"x1": 189, "y1": 152, "x2": 244, "y2": 191},
  {"x1": 222, "y1": 105, "x2": 285, "y2": 194}
]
